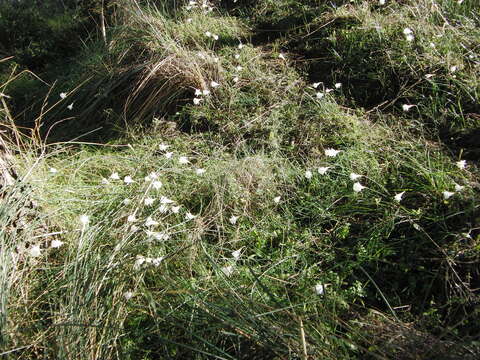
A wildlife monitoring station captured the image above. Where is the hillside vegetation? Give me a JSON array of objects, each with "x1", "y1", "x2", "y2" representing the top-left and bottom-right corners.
[{"x1": 1, "y1": 0, "x2": 479, "y2": 359}]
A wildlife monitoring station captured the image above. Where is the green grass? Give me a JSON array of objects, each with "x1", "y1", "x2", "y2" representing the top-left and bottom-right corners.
[{"x1": 1, "y1": 0, "x2": 479, "y2": 359}]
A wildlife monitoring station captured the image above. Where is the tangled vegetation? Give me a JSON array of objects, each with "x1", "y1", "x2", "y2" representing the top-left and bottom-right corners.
[{"x1": 1, "y1": 1, "x2": 479, "y2": 359}]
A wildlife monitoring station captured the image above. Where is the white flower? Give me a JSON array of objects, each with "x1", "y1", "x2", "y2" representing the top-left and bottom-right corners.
[
  {"x1": 229, "y1": 215, "x2": 239, "y2": 225},
  {"x1": 110, "y1": 172, "x2": 120, "y2": 180},
  {"x1": 165, "y1": 152, "x2": 173, "y2": 159},
  {"x1": 315, "y1": 284, "x2": 324, "y2": 295},
  {"x1": 148, "y1": 172, "x2": 158, "y2": 180},
  {"x1": 144, "y1": 197, "x2": 155, "y2": 206},
  {"x1": 425, "y1": 74, "x2": 434, "y2": 79},
  {"x1": 194, "y1": 88, "x2": 202, "y2": 96},
  {"x1": 450, "y1": 65, "x2": 457, "y2": 73},
  {"x1": 233, "y1": 76, "x2": 239, "y2": 83},
  {"x1": 123, "y1": 198, "x2": 132, "y2": 205},
  {"x1": 196, "y1": 168, "x2": 206, "y2": 175},
  {"x1": 210, "y1": 81, "x2": 220, "y2": 88},
  {"x1": 318, "y1": 167, "x2": 330, "y2": 175},
  {"x1": 171, "y1": 206, "x2": 181, "y2": 214},
  {"x1": 60, "y1": 92, "x2": 67, "y2": 99},
  {"x1": 349, "y1": 173, "x2": 363, "y2": 181},
  {"x1": 50, "y1": 240, "x2": 64, "y2": 248},
  {"x1": 278, "y1": 53, "x2": 286, "y2": 60},
  {"x1": 205, "y1": 31, "x2": 212, "y2": 38},
  {"x1": 325, "y1": 88, "x2": 333, "y2": 94},
  {"x1": 29, "y1": 245, "x2": 42, "y2": 257},
  {"x1": 334, "y1": 82, "x2": 342, "y2": 89},
  {"x1": 234, "y1": 53, "x2": 240, "y2": 59},
  {"x1": 394, "y1": 192, "x2": 405, "y2": 202},
  {"x1": 443, "y1": 191, "x2": 455, "y2": 200},
  {"x1": 124, "y1": 176, "x2": 134, "y2": 184},
  {"x1": 159, "y1": 143, "x2": 170, "y2": 151},
  {"x1": 127, "y1": 214, "x2": 137, "y2": 222},
  {"x1": 202, "y1": 89, "x2": 210, "y2": 96},
  {"x1": 134, "y1": 255, "x2": 145, "y2": 269},
  {"x1": 402, "y1": 104, "x2": 415, "y2": 112},
  {"x1": 232, "y1": 249, "x2": 241, "y2": 260},
  {"x1": 238, "y1": 43, "x2": 244, "y2": 49},
  {"x1": 145, "y1": 217, "x2": 159, "y2": 227},
  {"x1": 325, "y1": 148, "x2": 341, "y2": 157},
  {"x1": 152, "y1": 257, "x2": 164, "y2": 266},
  {"x1": 353, "y1": 182, "x2": 366, "y2": 192},
  {"x1": 273, "y1": 196, "x2": 281, "y2": 204},
  {"x1": 101, "y1": 177, "x2": 109, "y2": 184},
  {"x1": 49, "y1": 167, "x2": 58, "y2": 173},
  {"x1": 312, "y1": 82, "x2": 321, "y2": 88},
  {"x1": 221, "y1": 265, "x2": 234, "y2": 277},
  {"x1": 124, "y1": 291, "x2": 134, "y2": 300},
  {"x1": 379, "y1": 0, "x2": 386, "y2": 5},
  {"x1": 160, "y1": 196, "x2": 174, "y2": 204},
  {"x1": 152, "y1": 180, "x2": 163, "y2": 190},
  {"x1": 186, "y1": 18, "x2": 193, "y2": 23},
  {"x1": 403, "y1": 28, "x2": 413, "y2": 35},
  {"x1": 456, "y1": 160, "x2": 466, "y2": 169},
  {"x1": 185, "y1": 212, "x2": 196, "y2": 220},
  {"x1": 179, "y1": 156, "x2": 189, "y2": 164},
  {"x1": 159, "y1": 204, "x2": 169, "y2": 213},
  {"x1": 405, "y1": 34, "x2": 414, "y2": 41},
  {"x1": 305, "y1": 170, "x2": 313, "y2": 179},
  {"x1": 316, "y1": 92, "x2": 324, "y2": 99},
  {"x1": 80, "y1": 214, "x2": 90, "y2": 226},
  {"x1": 236, "y1": 66, "x2": 243, "y2": 71},
  {"x1": 130, "y1": 225, "x2": 139, "y2": 232},
  {"x1": 212, "y1": 34, "x2": 219, "y2": 41},
  {"x1": 193, "y1": 97, "x2": 201, "y2": 105},
  {"x1": 454, "y1": 183, "x2": 464, "y2": 192},
  {"x1": 67, "y1": 103, "x2": 73, "y2": 110}
]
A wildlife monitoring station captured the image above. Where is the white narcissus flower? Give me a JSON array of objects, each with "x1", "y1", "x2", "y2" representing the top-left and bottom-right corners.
[
  {"x1": 193, "y1": 97, "x2": 201, "y2": 105},
  {"x1": 29, "y1": 245, "x2": 42, "y2": 257},
  {"x1": 349, "y1": 173, "x2": 363, "y2": 181},
  {"x1": 127, "y1": 214, "x2": 137, "y2": 222},
  {"x1": 234, "y1": 54, "x2": 240, "y2": 59},
  {"x1": 50, "y1": 240, "x2": 64, "y2": 248},
  {"x1": 232, "y1": 249, "x2": 241, "y2": 260},
  {"x1": 210, "y1": 81, "x2": 220, "y2": 88},
  {"x1": 221, "y1": 265, "x2": 234, "y2": 277},
  {"x1": 403, "y1": 28, "x2": 413, "y2": 35},
  {"x1": 236, "y1": 66, "x2": 243, "y2": 71},
  {"x1": 456, "y1": 160, "x2": 466, "y2": 169},
  {"x1": 335, "y1": 82, "x2": 342, "y2": 89},
  {"x1": 238, "y1": 43, "x2": 244, "y2": 49},
  {"x1": 159, "y1": 143, "x2": 170, "y2": 151},
  {"x1": 179, "y1": 156, "x2": 189, "y2": 164},
  {"x1": 196, "y1": 168, "x2": 206, "y2": 175},
  {"x1": 194, "y1": 88, "x2": 202, "y2": 96},
  {"x1": 278, "y1": 53, "x2": 286, "y2": 60},
  {"x1": 405, "y1": 34, "x2": 414, "y2": 42},
  {"x1": 152, "y1": 257, "x2": 165, "y2": 266},
  {"x1": 134, "y1": 255, "x2": 145, "y2": 270},
  {"x1": 202, "y1": 89, "x2": 210, "y2": 96},
  {"x1": 101, "y1": 178, "x2": 109, "y2": 184},
  {"x1": 124, "y1": 291, "x2": 134, "y2": 300},
  {"x1": 316, "y1": 92, "x2": 324, "y2": 99},
  {"x1": 149, "y1": 172, "x2": 158, "y2": 180},
  {"x1": 394, "y1": 192, "x2": 405, "y2": 202},
  {"x1": 160, "y1": 196, "x2": 174, "y2": 204},
  {"x1": 60, "y1": 92, "x2": 67, "y2": 99},
  {"x1": 144, "y1": 197, "x2": 155, "y2": 206},
  {"x1": 229, "y1": 216, "x2": 238, "y2": 225},
  {"x1": 325, "y1": 148, "x2": 341, "y2": 157},
  {"x1": 165, "y1": 152, "x2": 173, "y2": 159},
  {"x1": 159, "y1": 205, "x2": 169, "y2": 213},
  {"x1": 80, "y1": 215, "x2": 90, "y2": 226},
  {"x1": 124, "y1": 176, "x2": 133, "y2": 184},
  {"x1": 185, "y1": 212, "x2": 196, "y2": 220},
  {"x1": 233, "y1": 76, "x2": 239, "y2": 83},
  {"x1": 110, "y1": 172, "x2": 120, "y2": 180},
  {"x1": 443, "y1": 191, "x2": 455, "y2": 200},
  {"x1": 145, "y1": 217, "x2": 159, "y2": 227},
  {"x1": 450, "y1": 65, "x2": 458, "y2": 73},
  {"x1": 379, "y1": 0, "x2": 386, "y2": 5},
  {"x1": 212, "y1": 34, "x2": 219, "y2": 41},
  {"x1": 171, "y1": 205, "x2": 181, "y2": 214},
  {"x1": 312, "y1": 82, "x2": 321, "y2": 88},
  {"x1": 353, "y1": 182, "x2": 366, "y2": 192},
  {"x1": 67, "y1": 103, "x2": 73, "y2": 110},
  {"x1": 49, "y1": 167, "x2": 58, "y2": 174},
  {"x1": 274, "y1": 196, "x2": 281, "y2": 204},
  {"x1": 402, "y1": 104, "x2": 415, "y2": 112},
  {"x1": 205, "y1": 31, "x2": 212, "y2": 37},
  {"x1": 305, "y1": 170, "x2": 313, "y2": 179},
  {"x1": 315, "y1": 284, "x2": 324, "y2": 295},
  {"x1": 454, "y1": 183, "x2": 464, "y2": 192},
  {"x1": 123, "y1": 198, "x2": 131, "y2": 205},
  {"x1": 318, "y1": 167, "x2": 330, "y2": 175},
  {"x1": 152, "y1": 180, "x2": 163, "y2": 190}
]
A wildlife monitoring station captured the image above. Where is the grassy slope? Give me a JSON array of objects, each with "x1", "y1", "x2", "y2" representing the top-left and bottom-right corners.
[{"x1": 1, "y1": 0, "x2": 479, "y2": 359}]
